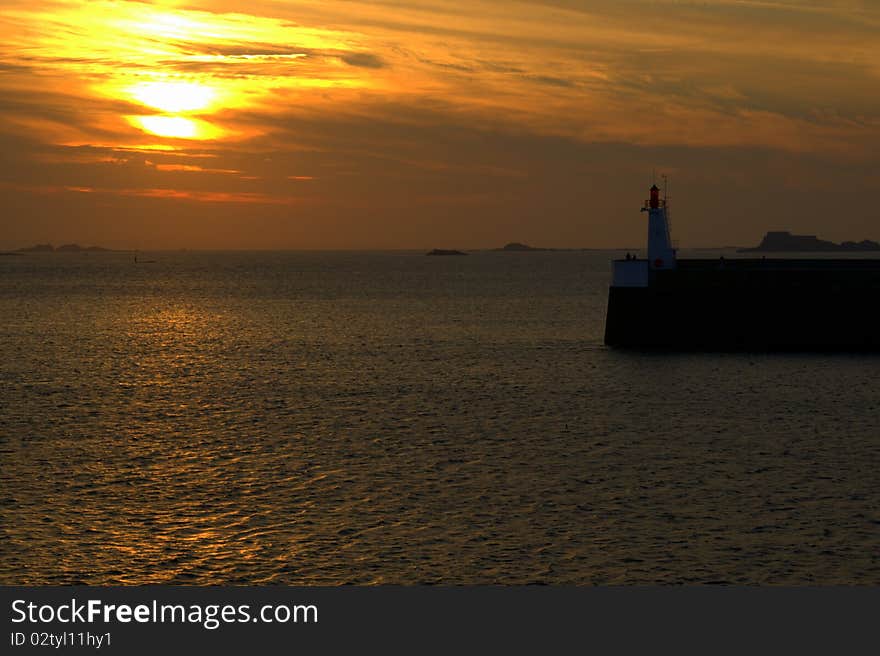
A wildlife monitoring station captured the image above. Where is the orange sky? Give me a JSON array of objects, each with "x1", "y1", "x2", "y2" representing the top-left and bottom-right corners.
[{"x1": 1, "y1": 0, "x2": 878, "y2": 249}]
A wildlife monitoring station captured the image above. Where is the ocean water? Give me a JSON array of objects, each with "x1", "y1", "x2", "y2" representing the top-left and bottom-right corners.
[{"x1": 1, "y1": 250, "x2": 878, "y2": 585}]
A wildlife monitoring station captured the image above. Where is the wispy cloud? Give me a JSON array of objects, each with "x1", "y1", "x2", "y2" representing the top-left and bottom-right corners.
[
  {"x1": 148, "y1": 162, "x2": 240, "y2": 174},
  {"x1": 2, "y1": 181, "x2": 302, "y2": 205}
]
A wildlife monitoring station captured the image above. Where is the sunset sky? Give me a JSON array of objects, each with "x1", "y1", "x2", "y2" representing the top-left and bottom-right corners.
[{"x1": 1, "y1": 0, "x2": 878, "y2": 249}]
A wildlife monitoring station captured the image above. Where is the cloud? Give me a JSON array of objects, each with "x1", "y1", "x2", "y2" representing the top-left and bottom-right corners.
[
  {"x1": 174, "y1": 41, "x2": 313, "y2": 58},
  {"x1": 340, "y1": 52, "x2": 385, "y2": 68},
  {"x1": 150, "y1": 163, "x2": 240, "y2": 174},
  {"x1": 525, "y1": 74, "x2": 575, "y2": 88},
  {"x1": 2, "y1": 181, "x2": 300, "y2": 205}
]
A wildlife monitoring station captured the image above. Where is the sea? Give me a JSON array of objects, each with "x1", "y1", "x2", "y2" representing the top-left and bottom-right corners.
[{"x1": 1, "y1": 250, "x2": 878, "y2": 584}]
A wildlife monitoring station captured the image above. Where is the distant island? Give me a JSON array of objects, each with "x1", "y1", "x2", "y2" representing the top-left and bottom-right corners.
[
  {"x1": 17, "y1": 243, "x2": 113, "y2": 253},
  {"x1": 739, "y1": 231, "x2": 880, "y2": 253},
  {"x1": 493, "y1": 242, "x2": 556, "y2": 252},
  {"x1": 426, "y1": 249, "x2": 467, "y2": 256}
]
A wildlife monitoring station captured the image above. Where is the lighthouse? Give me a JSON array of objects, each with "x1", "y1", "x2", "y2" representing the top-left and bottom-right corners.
[
  {"x1": 643, "y1": 184, "x2": 676, "y2": 270},
  {"x1": 609, "y1": 182, "x2": 677, "y2": 288}
]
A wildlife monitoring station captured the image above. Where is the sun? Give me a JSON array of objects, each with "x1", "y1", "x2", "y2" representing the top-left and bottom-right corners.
[
  {"x1": 127, "y1": 115, "x2": 223, "y2": 140},
  {"x1": 127, "y1": 81, "x2": 217, "y2": 113},
  {"x1": 122, "y1": 79, "x2": 228, "y2": 140}
]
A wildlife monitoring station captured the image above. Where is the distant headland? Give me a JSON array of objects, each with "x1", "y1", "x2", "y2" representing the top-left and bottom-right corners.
[
  {"x1": 17, "y1": 243, "x2": 114, "y2": 253},
  {"x1": 739, "y1": 232, "x2": 880, "y2": 253}
]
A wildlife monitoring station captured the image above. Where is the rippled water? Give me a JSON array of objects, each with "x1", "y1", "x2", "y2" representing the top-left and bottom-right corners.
[{"x1": 1, "y1": 250, "x2": 878, "y2": 584}]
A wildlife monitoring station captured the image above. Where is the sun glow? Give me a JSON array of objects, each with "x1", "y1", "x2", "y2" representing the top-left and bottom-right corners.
[
  {"x1": 128, "y1": 115, "x2": 223, "y2": 140},
  {"x1": 127, "y1": 82, "x2": 217, "y2": 113},
  {"x1": 124, "y1": 11, "x2": 207, "y2": 41}
]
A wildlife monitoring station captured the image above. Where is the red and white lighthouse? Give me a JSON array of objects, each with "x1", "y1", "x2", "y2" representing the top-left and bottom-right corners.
[{"x1": 642, "y1": 183, "x2": 676, "y2": 270}]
